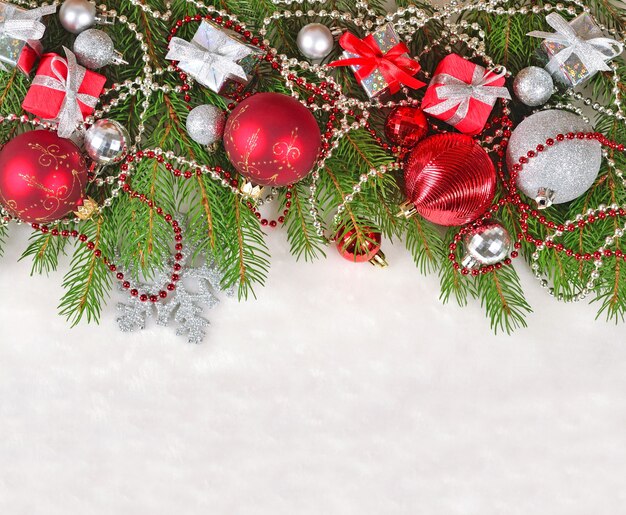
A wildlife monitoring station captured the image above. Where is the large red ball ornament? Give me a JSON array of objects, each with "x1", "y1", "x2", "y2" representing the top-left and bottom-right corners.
[
  {"x1": 223, "y1": 92, "x2": 322, "y2": 187},
  {"x1": 384, "y1": 106, "x2": 429, "y2": 148},
  {"x1": 0, "y1": 130, "x2": 88, "y2": 223},
  {"x1": 403, "y1": 133, "x2": 496, "y2": 226}
]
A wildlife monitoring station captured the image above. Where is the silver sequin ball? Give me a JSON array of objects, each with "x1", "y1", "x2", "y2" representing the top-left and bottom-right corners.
[
  {"x1": 462, "y1": 222, "x2": 512, "y2": 269},
  {"x1": 507, "y1": 110, "x2": 602, "y2": 207},
  {"x1": 73, "y1": 29, "x2": 121, "y2": 69},
  {"x1": 513, "y1": 66, "x2": 554, "y2": 107},
  {"x1": 84, "y1": 119, "x2": 130, "y2": 165},
  {"x1": 186, "y1": 105, "x2": 226, "y2": 146}
]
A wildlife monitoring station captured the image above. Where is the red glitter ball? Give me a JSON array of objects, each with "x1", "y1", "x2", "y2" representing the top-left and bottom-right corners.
[{"x1": 384, "y1": 106, "x2": 429, "y2": 148}]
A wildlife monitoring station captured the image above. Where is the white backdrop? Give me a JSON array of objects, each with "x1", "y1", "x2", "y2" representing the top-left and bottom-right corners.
[{"x1": 2, "y1": 223, "x2": 626, "y2": 514}]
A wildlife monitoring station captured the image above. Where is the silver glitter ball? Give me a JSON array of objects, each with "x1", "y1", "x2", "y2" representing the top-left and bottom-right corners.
[
  {"x1": 507, "y1": 110, "x2": 602, "y2": 207},
  {"x1": 186, "y1": 105, "x2": 226, "y2": 146},
  {"x1": 84, "y1": 119, "x2": 130, "y2": 165},
  {"x1": 513, "y1": 66, "x2": 554, "y2": 107},
  {"x1": 462, "y1": 222, "x2": 512, "y2": 268},
  {"x1": 296, "y1": 23, "x2": 334, "y2": 60},
  {"x1": 73, "y1": 29, "x2": 117, "y2": 69},
  {"x1": 59, "y1": 0, "x2": 96, "y2": 34}
]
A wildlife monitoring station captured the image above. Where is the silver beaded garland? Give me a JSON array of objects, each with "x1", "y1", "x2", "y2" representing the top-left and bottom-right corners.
[
  {"x1": 59, "y1": 0, "x2": 97, "y2": 34},
  {"x1": 73, "y1": 29, "x2": 125, "y2": 69},
  {"x1": 462, "y1": 222, "x2": 512, "y2": 269},
  {"x1": 513, "y1": 66, "x2": 554, "y2": 107},
  {"x1": 84, "y1": 119, "x2": 130, "y2": 165},
  {"x1": 507, "y1": 110, "x2": 602, "y2": 208},
  {"x1": 296, "y1": 23, "x2": 334, "y2": 60},
  {"x1": 186, "y1": 105, "x2": 226, "y2": 146}
]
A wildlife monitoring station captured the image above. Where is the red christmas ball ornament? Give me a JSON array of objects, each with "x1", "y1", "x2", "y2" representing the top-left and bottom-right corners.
[
  {"x1": 0, "y1": 130, "x2": 88, "y2": 223},
  {"x1": 401, "y1": 133, "x2": 496, "y2": 226},
  {"x1": 336, "y1": 226, "x2": 388, "y2": 267},
  {"x1": 223, "y1": 92, "x2": 322, "y2": 187},
  {"x1": 384, "y1": 106, "x2": 429, "y2": 148}
]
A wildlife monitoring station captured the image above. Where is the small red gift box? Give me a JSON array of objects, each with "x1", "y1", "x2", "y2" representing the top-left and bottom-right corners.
[
  {"x1": 422, "y1": 54, "x2": 510, "y2": 135},
  {"x1": 17, "y1": 40, "x2": 43, "y2": 75},
  {"x1": 22, "y1": 51, "x2": 106, "y2": 123}
]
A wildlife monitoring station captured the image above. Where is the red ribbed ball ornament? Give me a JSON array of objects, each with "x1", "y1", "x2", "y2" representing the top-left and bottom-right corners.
[
  {"x1": 223, "y1": 92, "x2": 322, "y2": 187},
  {"x1": 403, "y1": 133, "x2": 496, "y2": 226},
  {"x1": 384, "y1": 106, "x2": 429, "y2": 148},
  {"x1": 0, "y1": 130, "x2": 88, "y2": 223}
]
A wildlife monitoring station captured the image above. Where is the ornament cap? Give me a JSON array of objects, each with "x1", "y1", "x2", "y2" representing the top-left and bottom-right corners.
[
  {"x1": 536, "y1": 187, "x2": 556, "y2": 210},
  {"x1": 110, "y1": 50, "x2": 128, "y2": 66},
  {"x1": 397, "y1": 201, "x2": 418, "y2": 219},
  {"x1": 240, "y1": 181, "x2": 264, "y2": 199},
  {"x1": 94, "y1": 13, "x2": 115, "y2": 26},
  {"x1": 369, "y1": 250, "x2": 388, "y2": 268},
  {"x1": 461, "y1": 253, "x2": 479, "y2": 270}
]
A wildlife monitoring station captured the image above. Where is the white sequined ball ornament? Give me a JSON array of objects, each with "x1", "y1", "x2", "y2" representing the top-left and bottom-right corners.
[
  {"x1": 507, "y1": 110, "x2": 602, "y2": 208},
  {"x1": 73, "y1": 29, "x2": 125, "y2": 69},
  {"x1": 513, "y1": 66, "x2": 554, "y2": 107},
  {"x1": 462, "y1": 222, "x2": 512, "y2": 269},
  {"x1": 186, "y1": 105, "x2": 226, "y2": 146},
  {"x1": 296, "y1": 23, "x2": 334, "y2": 60}
]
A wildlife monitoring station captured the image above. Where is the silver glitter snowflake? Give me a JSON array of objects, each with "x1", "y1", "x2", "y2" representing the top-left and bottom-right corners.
[{"x1": 115, "y1": 224, "x2": 234, "y2": 343}]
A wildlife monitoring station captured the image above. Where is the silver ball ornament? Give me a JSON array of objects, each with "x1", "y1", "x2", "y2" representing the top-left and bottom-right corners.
[
  {"x1": 507, "y1": 110, "x2": 602, "y2": 208},
  {"x1": 84, "y1": 119, "x2": 130, "y2": 165},
  {"x1": 59, "y1": 0, "x2": 97, "y2": 34},
  {"x1": 462, "y1": 222, "x2": 512, "y2": 269},
  {"x1": 73, "y1": 29, "x2": 123, "y2": 69},
  {"x1": 296, "y1": 23, "x2": 334, "y2": 60},
  {"x1": 186, "y1": 105, "x2": 226, "y2": 146},
  {"x1": 513, "y1": 66, "x2": 554, "y2": 107}
]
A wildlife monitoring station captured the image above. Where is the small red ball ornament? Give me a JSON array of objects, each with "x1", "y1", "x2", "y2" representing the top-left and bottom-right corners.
[
  {"x1": 223, "y1": 92, "x2": 322, "y2": 187},
  {"x1": 384, "y1": 106, "x2": 429, "y2": 148},
  {"x1": 0, "y1": 130, "x2": 88, "y2": 223},
  {"x1": 401, "y1": 133, "x2": 496, "y2": 226},
  {"x1": 336, "y1": 226, "x2": 388, "y2": 267}
]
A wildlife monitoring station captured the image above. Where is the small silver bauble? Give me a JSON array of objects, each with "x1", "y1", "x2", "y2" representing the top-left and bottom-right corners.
[
  {"x1": 507, "y1": 110, "x2": 602, "y2": 208},
  {"x1": 59, "y1": 0, "x2": 97, "y2": 34},
  {"x1": 186, "y1": 105, "x2": 226, "y2": 146},
  {"x1": 296, "y1": 23, "x2": 334, "y2": 60},
  {"x1": 513, "y1": 66, "x2": 554, "y2": 107},
  {"x1": 73, "y1": 29, "x2": 126, "y2": 69},
  {"x1": 462, "y1": 222, "x2": 512, "y2": 269},
  {"x1": 84, "y1": 119, "x2": 130, "y2": 165}
]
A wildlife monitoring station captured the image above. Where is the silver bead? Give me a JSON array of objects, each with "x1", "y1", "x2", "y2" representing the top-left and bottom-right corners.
[
  {"x1": 513, "y1": 66, "x2": 554, "y2": 106},
  {"x1": 73, "y1": 29, "x2": 125, "y2": 69},
  {"x1": 507, "y1": 110, "x2": 602, "y2": 206},
  {"x1": 462, "y1": 221, "x2": 512, "y2": 268},
  {"x1": 186, "y1": 105, "x2": 225, "y2": 146},
  {"x1": 84, "y1": 119, "x2": 130, "y2": 165},
  {"x1": 59, "y1": 0, "x2": 96, "y2": 34},
  {"x1": 296, "y1": 23, "x2": 334, "y2": 60}
]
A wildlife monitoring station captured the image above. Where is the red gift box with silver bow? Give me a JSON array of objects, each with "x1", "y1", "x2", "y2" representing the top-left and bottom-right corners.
[
  {"x1": 22, "y1": 48, "x2": 106, "y2": 138},
  {"x1": 421, "y1": 54, "x2": 511, "y2": 135}
]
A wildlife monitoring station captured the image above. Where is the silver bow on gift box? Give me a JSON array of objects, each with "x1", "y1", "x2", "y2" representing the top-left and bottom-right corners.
[
  {"x1": 423, "y1": 65, "x2": 511, "y2": 126},
  {"x1": 31, "y1": 47, "x2": 99, "y2": 138},
  {"x1": 165, "y1": 30, "x2": 253, "y2": 92},
  {"x1": 0, "y1": 3, "x2": 56, "y2": 71},
  {"x1": 528, "y1": 13, "x2": 624, "y2": 78}
]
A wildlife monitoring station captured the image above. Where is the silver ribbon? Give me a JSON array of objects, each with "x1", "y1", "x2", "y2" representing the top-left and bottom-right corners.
[
  {"x1": 528, "y1": 13, "x2": 624, "y2": 77},
  {"x1": 166, "y1": 30, "x2": 252, "y2": 91},
  {"x1": 0, "y1": 4, "x2": 56, "y2": 41},
  {"x1": 31, "y1": 47, "x2": 99, "y2": 138},
  {"x1": 423, "y1": 65, "x2": 511, "y2": 126}
]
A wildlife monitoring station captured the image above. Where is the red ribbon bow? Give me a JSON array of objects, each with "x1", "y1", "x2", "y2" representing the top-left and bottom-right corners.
[{"x1": 328, "y1": 32, "x2": 425, "y2": 95}]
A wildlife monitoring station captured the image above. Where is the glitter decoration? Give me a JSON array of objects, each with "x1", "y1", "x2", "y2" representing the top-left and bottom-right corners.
[
  {"x1": 506, "y1": 110, "x2": 602, "y2": 206},
  {"x1": 462, "y1": 221, "x2": 512, "y2": 269},
  {"x1": 513, "y1": 66, "x2": 554, "y2": 106},
  {"x1": 73, "y1": 28, "x2": 124, "y2": 69},
  {"x1": 116, "y1": 222, "x2": 234, "y2": 343},
  {"x1": 186, "y1": 104, "x2": 226, "y2": 146}
]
